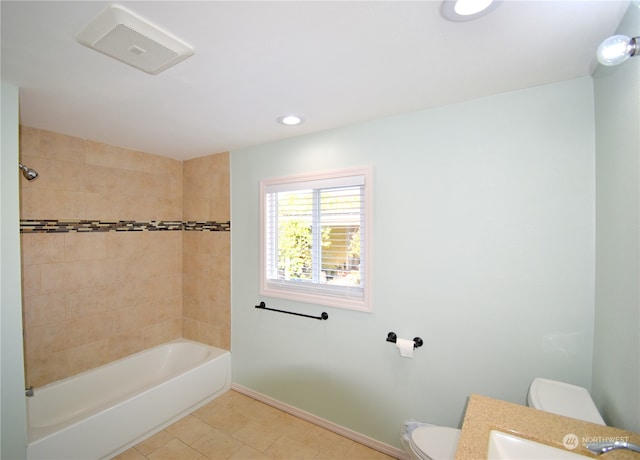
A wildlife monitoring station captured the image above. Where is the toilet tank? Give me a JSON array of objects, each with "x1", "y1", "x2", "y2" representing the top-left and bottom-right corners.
[{"x1": 527, "y1": 378, "x2": 606, "y2": 425}]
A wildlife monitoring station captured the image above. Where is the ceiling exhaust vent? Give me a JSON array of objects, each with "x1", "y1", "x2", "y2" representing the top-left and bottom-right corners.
[{"x1": 76, "y1": 5, "x2": 194, "y2": 75}]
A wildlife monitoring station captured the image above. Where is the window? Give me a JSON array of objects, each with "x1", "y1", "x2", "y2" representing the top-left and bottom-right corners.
[{"x1": 260, "y1": 167, "x2": 372, "y2": 312}]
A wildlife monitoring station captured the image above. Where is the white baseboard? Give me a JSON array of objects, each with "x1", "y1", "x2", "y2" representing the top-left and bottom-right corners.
[{"x1": 230, "y1": 383, "x2": 409, "y2": 460}]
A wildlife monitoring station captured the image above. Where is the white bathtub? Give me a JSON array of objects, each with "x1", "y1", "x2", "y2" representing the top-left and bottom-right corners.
[{"x1": 26, "y1": 339, "x2": 231, "y2": 460}]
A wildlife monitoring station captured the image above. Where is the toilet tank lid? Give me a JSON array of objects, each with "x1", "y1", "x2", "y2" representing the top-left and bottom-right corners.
[{"x1": 527, "y1": 378, "x2": 605, "y2": 425}]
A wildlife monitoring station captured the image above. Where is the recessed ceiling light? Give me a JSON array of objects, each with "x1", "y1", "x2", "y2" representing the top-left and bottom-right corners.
[
  {"x1": 441, "y1": 0, "x2": 501, "y2": 22},
  {"x1": 277, "y1": 115, "x2": 304, "y2": 126}
]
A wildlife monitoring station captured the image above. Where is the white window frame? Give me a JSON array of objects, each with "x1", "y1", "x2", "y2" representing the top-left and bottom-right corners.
[{"x1": 260, "y1": 166, "x2": 373, "y2": 312}]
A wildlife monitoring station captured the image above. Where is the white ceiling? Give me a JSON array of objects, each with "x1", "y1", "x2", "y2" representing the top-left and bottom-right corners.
[{"x1": 1, "y1": 1, "x2": 630, "y2": 161}]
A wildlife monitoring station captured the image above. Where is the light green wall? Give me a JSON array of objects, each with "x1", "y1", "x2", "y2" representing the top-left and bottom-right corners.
[
  {"x1": 231, "y1": 77, "x2": 596, "y2": 448},
  {"x1": 1, "y1": 82, "x2": 28, "y2": 459},
  {"x1": 592, "y1": 2, "x2": 640, "y2": 432}
]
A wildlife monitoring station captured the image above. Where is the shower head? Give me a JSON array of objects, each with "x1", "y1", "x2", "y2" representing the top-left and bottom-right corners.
[{"x1": 18, "y1": 163, "x2": 39, "y2": 181}]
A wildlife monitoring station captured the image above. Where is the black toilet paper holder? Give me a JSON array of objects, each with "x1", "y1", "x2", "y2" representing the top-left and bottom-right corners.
[{"x1": 386, "y1": 332, "x2": 423, "y2": 349}]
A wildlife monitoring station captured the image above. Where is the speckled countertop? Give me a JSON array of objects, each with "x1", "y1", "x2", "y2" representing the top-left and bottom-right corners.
[{"x1": 455, "y1": 393, "x2": 640, "y2": 460}]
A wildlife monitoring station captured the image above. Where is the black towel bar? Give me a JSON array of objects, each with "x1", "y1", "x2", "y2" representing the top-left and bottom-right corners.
[{"x1": 255, "y1": 301, "x2": 329, "y2": 321}]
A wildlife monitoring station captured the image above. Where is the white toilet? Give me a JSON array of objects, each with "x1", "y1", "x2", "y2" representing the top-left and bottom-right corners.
[
  {"x1": 527, "y1": 377, "x2": 606, "y2": 425},
  {"x1": 402, "y1": 423, "x2": 461, "y2": 460}
]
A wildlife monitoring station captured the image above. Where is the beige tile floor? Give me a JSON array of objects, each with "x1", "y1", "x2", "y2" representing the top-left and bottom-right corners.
[{"x1": 113, "y1": 390, "x2": 397, "y2": 460}]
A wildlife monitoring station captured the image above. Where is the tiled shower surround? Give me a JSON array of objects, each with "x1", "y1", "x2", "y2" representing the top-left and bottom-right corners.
[{"x1": 19, "y1": 127, "x2": 230, "y2": 388}]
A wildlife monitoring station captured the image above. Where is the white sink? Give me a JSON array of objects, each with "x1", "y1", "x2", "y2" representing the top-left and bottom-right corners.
[{"x1": 487, "y1": 430, "x2": 590, "y2": 459}]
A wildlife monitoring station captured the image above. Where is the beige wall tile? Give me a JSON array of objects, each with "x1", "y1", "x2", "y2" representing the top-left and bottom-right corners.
[
  {"x1": 84, "y1": 192, "x2": 119, "y2": 221},
  {"x1": 22, "y1": 293, "x2": 66, "y2": 329},
  {"x1": 39, "y1": 130, "x2": 86, "y2": 163},
  {"x1": 26, "y1": 350, "x2": 68, "y2": 388},
  {"x1": 107, "y1": 281, "x2": 137, "y2": 309},
  {"x1": 108, "y1": 331, "x2": 145, "y2": 361},
  {"x1": 183, "y1": 152, "x2": 229, "y2": 222},
  {"x1": 106, "y1": 231, "x2": 146, "y2": 259},
  {"x1": 19, "y1": 126, "x2": 40, "y2": 157},
  {"x1": 64, "y1": 232, "x2": 107, "y2": 261},
  {"x1": 66, "y1": 313, "x2": 114, "y2": 348},
  {"x1": 183, "y1": 198, "x2": 209, "y2": 222},
  {"x1": 66, "y1": 286, "x2": 111, "y2": 319},
  {"x1": 21, "y1": 264, "x2": 41, "y2": 297},
  {"x1": 182, "y1": 230, "x2": 230, "y2": 349},
  {"x1": 129, "y1": 169, "x2": 161, "y2": 197},
  {"x1": 219, "y1": 326, "x2": 231, "y2": 350},
  {"x1": 183, "y1": 157, "x2": 212, "y2": 199},
  {"x1": 84, "y1": 140, "x2": 128, "y2": 169},
  {"x1": 19, "y1": 155, "x2": 85, "y2": 192},
  {"x1": 168, "y1": 318, "x2": 183, "y2": 338},
  {"x1": 83, "y1": 163, "x2": 125, "y2": 194},
  {"x1": 157, "y1": 297, "x2": 182, "y2": 322},
  {"x1": 123, "y1": 150, "x2": 160, "y2": 174},
  {"x1": 143, "y1": 318, "x2": 182, "y2": 349},
  {"x1": 182, "y1": 317, "x2": 199, "y2": 341},
  {"x1": 67, "y1": 340, "x2": 110, "y2": 376},
  {"x1": 209, "y1": 196, "x2": 230, "y2": 222},
  {"x1": 155, "y1": 196, "x2": 183, "y2": 222},
  {"x1": 20, "y1": 234, "x2": 65, "y2": 266},
  {"x1": 63, "y1": 259, "x2": 122, "y2": 291},
  {"x1": 142, "y1": 323, "x2": 169, "y2": 349},
  {"x1": 38, "y1": 262, "x2": 69, "y2": 295},
  {"x1": 163, "y1": 159, "x2": 183, "y2": 199},
  {"x1": 20, "y1": 127, "x2": 230, "y2": 386},
  {"x1": 22, "y1": 231, "x2": 186, "y2": 385},
  {"x1": 22, "y1": 128, "x2": 183, "y2": 222},
  {"x1": 24, "y1": 322, "x2": 68, "y2": 358},
  {"x1": 21, "y1": 188, "x2": 86, "y2": 220}
]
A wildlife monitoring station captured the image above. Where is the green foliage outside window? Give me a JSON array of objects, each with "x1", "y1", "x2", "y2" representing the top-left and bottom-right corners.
[{"x1": 277, "y1": 220, "x2": 331, "y2": 280}]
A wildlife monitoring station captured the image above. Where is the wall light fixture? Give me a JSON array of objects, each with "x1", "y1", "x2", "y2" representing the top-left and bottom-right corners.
[{"x1": 597, "y1": 34, "x2": 638, "y2": 66}]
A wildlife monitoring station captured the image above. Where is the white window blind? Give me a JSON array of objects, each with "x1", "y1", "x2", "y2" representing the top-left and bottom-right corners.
[{"x1": 260, "y1": 167, "x2": 372, "y2": 312}]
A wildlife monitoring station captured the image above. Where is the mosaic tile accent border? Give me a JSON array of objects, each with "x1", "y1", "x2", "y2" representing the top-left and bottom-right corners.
[
  {"x1": 20, "y1": 220, "x2": 231, "y2": 233},
  {"x1": 183, "y1": 221, "x2": 231, "y2": 232}
]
